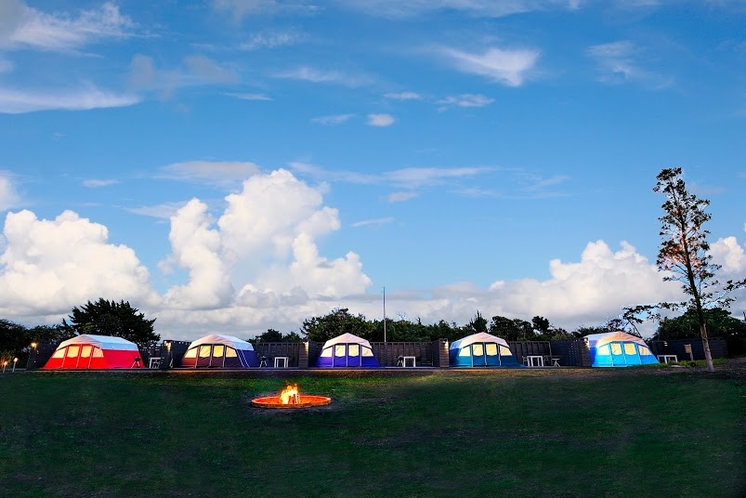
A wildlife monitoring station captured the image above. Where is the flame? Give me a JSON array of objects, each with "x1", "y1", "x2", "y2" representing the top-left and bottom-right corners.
[{"x1": 279, "y1": 384, "x2": 299, "y2": 404}]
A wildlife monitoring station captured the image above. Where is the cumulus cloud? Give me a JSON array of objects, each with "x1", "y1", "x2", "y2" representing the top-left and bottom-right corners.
[
  {"x1": 0, "y1": 0, "x2": 134, "y2": 52},
  {"x1": 0, "y1": 210, "x2": 158, "y2": 317},
  {"x1": 0, "y1": 86, "x2": 141, "y2": 114},
  {"x1": 440, "y1": 46, "x2": 540, "y2": 86},
  {"x1": 367, "y1": 113, "x2": 395, "y2": 127}
]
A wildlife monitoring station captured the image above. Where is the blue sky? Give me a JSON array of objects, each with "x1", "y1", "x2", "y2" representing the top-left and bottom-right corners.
[{"x1": 1, "y1": 0, "x2": 745, "y2": 340}]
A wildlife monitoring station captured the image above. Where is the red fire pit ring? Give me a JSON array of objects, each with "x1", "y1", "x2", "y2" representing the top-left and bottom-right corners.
[{"x1": 251, "y1": 395, "x2": 332, "y2": 409}]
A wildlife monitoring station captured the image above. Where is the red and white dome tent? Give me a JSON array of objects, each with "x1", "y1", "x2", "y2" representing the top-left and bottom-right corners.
[{"x1": 43, "y1": 334, "x2": 144, "y2": 369}]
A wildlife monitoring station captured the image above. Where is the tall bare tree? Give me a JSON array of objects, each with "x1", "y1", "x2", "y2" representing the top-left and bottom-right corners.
[{"x1": 651, "y1": 167, "x2": 743, "y2": 372}]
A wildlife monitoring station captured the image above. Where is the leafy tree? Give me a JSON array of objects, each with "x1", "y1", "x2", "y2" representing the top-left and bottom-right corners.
[
  {"x1": 465, "y1": 311, "x2": 488, "y2": 334},
  {"x1": 488, "y1": 315, "x2": 534, "y2": 341},
  {"x1": 654, "y1": 307, "x2": 746, "y2": 356},
  {"x1": 300, "y1": 308, "x2": 373, "y2": 342},
  {"x1": 626, "y1": 168, "x2": 745, "y2": 372},
  {"x1": 64, "y1": 298, "x2": 159, "y2": 350},
  {"x1": 252, "y1": 329, "x2": 303, "y2": 343}
]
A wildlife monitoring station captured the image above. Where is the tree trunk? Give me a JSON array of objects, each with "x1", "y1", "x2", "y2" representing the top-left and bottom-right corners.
[{"x1": 699, "y1": 322, "x2": 715, "y2": 372}]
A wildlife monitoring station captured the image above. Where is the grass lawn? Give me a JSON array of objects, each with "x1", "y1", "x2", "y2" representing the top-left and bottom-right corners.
[{"x1": 1, "y1": 367, "x2": 744, "y2": 498}]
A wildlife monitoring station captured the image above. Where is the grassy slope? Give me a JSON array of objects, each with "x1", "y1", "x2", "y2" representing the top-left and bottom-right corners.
[{"x1": 0, "y1": 369, "x2": 744, "y2": 498}]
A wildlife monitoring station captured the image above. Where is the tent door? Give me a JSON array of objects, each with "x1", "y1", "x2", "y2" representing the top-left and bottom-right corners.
[
  {"x1": 471, "y1": 343, "x2": 487, "y2": 367},
  {"x1": 622, "y1": 343, "x2": 641, "y2": 366}
]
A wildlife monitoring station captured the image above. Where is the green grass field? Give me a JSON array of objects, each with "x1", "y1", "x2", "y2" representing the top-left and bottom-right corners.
[{"x1": 1, "y1": 367, "x2": 744, "y2": 498}]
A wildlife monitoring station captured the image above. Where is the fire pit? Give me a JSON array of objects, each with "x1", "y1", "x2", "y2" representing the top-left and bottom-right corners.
[{"x1": 251, "y1": 384, "x2": 332, "y2": 409}]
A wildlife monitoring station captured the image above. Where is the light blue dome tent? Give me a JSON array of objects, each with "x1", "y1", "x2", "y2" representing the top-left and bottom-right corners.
[
  {"x1": 180, "y1": 334, "x2": 259, "y2": 368},
  {"x1": 585, "y1": 331, "x2": 658, "y2": 367},
  {"x1": 315, "y1": 332, "x2": 381, "y2": 368},
  {"x1": 449, "y1": 332, "x2": 521, "y2": 368}
]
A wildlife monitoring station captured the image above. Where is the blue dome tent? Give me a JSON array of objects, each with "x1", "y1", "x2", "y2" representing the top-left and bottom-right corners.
[
  {"x1": 449, "y1": 332, "x2": 520, "y2": 368},
  {"x1": 585, "y1": 331, "x2": 658, "y2": 367},
  {"x1": 180, "y1": 334, "x2": 259, "y2": 368},
  {"x1": 315, "y1": 333, "x2": 381, "y2": 368}
]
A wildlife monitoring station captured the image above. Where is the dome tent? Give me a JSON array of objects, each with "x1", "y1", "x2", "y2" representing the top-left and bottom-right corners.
[
  {"x1": 315, "y1": 332, "x2": 381, "y2": 368},
  {"x1": 43, "y1": 334, "x2": 144, "y2": 369},
  {"x1": 449, "y1": 332, "x2": 520, "y2": 368},
  {"x1": 585, "y1": 331, "x2": 658, "y2": 367},
  {"x1": 180, "y1": 334, "x2": 259, "y2": 368}
]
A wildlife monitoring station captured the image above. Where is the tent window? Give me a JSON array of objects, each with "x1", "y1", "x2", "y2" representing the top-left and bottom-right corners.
[
  {"x1": 93, "y1": 347, "x2": 104, "y2": 358},
  {"x1": 348, "y1": 344, "x2": 360, "y2": 356},
  {"x1": 624, "y1": 343, "x2": 637, "y2": 355},
  {"x1": 51, "y1": 348, "x2": 65, "y2": 358},
  {"x1": 199, "y1": 345, "x2": 211, "y2": 358},
  {"x1": 184, "y1": 348, "x2": 197, "y2": 359},
  {"x1": 213, "y1": 345, "x2": 225, "y2": 357},
  {"x1": 472, "y1": 343, "x2": 484, "y2": 356},
  {"x1": 320, "y1": 348, "x2": 332, "y2": 358},
  {"x1": 225, "y1": 347, "x2": 237, "y2": 358},
  {"x1": 639, "y1": 346, "x2": 652, "y2": 356},
  {"x1": 67, "y1": 346, "x2": 79, "y2": 358},
  {"x1": 611, "y1": 343, "x2": 622, "y2": 355},
  {"x1": 499, "y1": 345, "x2": 512, "y2": 356},
  {"x1": 80, "y1": 345, "x2": 92, "y2": 358},
  {"x1": 597, "y1": 345, "x2": 610, "y2": 356},
  {"x1": 335, "y1": 345, "x2": 346, "y2": 357},
  {"x1": 362, "y1": 347, "x2": 373, "y2": 357},
  {"x1": 459, "y1": 347, "x2": 470, "y2": 357},
  {"x1": 485, "y1": 343, "x2": 498, "y2": 356}
]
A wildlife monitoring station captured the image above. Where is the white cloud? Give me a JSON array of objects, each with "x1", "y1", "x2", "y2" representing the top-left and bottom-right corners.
[
  {"x1": 711, "y1": 235, "x2": 746, "y2": 275},
  {"x1": 351, "y1": 217, "x2": 394, "y2": 228},
  {"x1": 0, "y1": 172, "x2": 20, "y2": 212},
  {"x1": 0, "y1": 0, "x2": 134, "y2": 52},
  {"x1": 125, "y1": 202, "x2": 189, "y2": 220},
  {"x1": 212, "y1": 0, "x2": 319, "y2": 19},
  {"x1": 367, "y1": 113, "x2": 395, "y2": 127},
  {"x1": 273, "y1": 66, "x2": 373, "y2": 87},
  {"x1": 129, "y1": 54, "x2": 238, "y2": 94},
  {"x1": 440, "y1": 46, "x2": 540, "y2": 86},
  {"x1": 0, "y1": 209, "x2": 158, "y2": 316},
  {"x1": 311, "y1": 113, "x2": 354, "y2": 125},
  {"x1": 335, "y1": 0, "x2": 582, "y2": 19},
  {"x1": 385, "y1": 166, "x2": 490, "y2": 188},
  {"x1": 0, "y1": 86, "x2": 141, "y2": 114},
  {"x1": 437, "y1": 93, "x2": 494, "y2": 109},
  {"x1": 224, "y1": 92, "x2": 272, "y2": 101},
  {"x1": 440, "y1": 48, "x2": 539, "y2": 87},
  {"x1": 586, "y1": 40, "x2": 672, "y2": 89},
  {"x1": 388, "y1": 191, "x2": 419, "y2": 203},
  {"x1": 158, "y1": 161, "x2": 260, "y2": 187},
  {"x1": 82, "y1": 179, "x2": 118, "y2": 188},
  {"x1": 385, "y1": 91, "x2": 422, "y2": 100},
  {"x1": 240, "y1": 30, "x2": 305, "y2": 50}
]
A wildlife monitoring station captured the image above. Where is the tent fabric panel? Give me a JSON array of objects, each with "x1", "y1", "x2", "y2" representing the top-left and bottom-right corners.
[
  {"x1": 187, "y1": 333, "x2": 255, "y2": 351},
  {"x1": 585, "y1": 331, "x2": 648, "y2": 349},
  {"x1": 450, "y1": 332, "x2": 509, "y2": 351},
  {"x1": 448, "y1": 341, "x2": 521, "y2": 368},
  {"x1": 314, "y1": 343, "x2": 381, "y2": 368},
  {"x1": 321, "y1": 333, "x2": 374, "y2": 350},
  {"x1": 42, "y1": 346, "x2": 142, "y2": 369},
  {"x1": 58, "y1": 334, "x2": 140, "y2": 351}
]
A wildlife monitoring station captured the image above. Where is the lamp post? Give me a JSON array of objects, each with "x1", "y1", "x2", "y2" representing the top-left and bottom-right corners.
[
  {"x1": 2, "y1": 360, "x2": 6, "y2": 373},
  {"x1": 12, "y1": 357, "x2": 17, "y2": 372}
]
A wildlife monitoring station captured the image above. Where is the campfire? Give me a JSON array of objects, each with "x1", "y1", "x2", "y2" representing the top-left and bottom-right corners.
[{"x1": 251, "y1": 384, "x2": 331, "y2": 409}]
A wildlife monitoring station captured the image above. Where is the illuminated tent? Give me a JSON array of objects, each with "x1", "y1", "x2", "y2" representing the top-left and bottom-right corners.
[
  {"x1": 180, "y1": 334, "x2": 259, "y2": 368},
  {"x1": 315, "y1": 333, "x2": 381, "y2": 368},
  {"x1": 585, "y1": 331, "x2": 658, "y2": 367},
  {"x1": 449, "y1": 332, "x2": 520, "y2": 368},
  {"x1": 43, "y1": 334, "x2": 144, "y2": 369}
]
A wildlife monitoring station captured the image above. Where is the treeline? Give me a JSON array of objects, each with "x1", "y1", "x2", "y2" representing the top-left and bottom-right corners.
[{"x1": 4, "y1": 302, "x2": 746, "y2": 367}]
